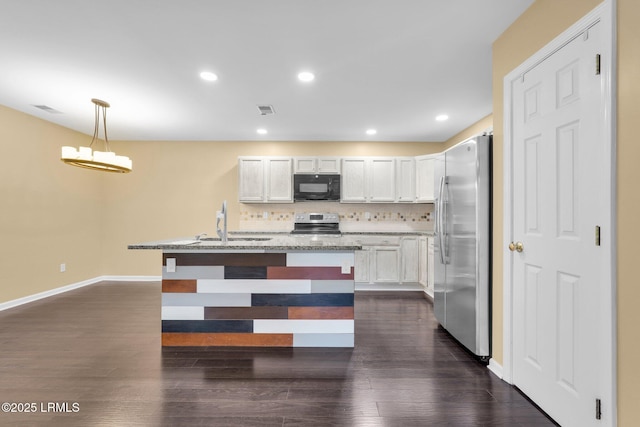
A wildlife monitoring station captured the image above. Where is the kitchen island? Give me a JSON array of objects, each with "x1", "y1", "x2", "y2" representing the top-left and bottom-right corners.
[{"x1": 128, "y1": 235, "x2": 361, "y2": 348}]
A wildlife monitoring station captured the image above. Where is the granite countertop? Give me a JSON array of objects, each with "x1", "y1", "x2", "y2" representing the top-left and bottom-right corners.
[
  {"x1": 230, "y1": 230, "x2": 435, "y2": 237},
  {"x1": 128, "y1": 234, "x2": 362, "y2": 251}
]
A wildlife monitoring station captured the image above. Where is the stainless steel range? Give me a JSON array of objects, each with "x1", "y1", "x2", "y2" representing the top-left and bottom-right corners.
[{"x1": 291, "y1": 212, "x2": 341, "y2": 235}]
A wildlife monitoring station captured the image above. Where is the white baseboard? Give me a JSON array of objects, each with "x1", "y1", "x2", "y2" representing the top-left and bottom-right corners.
[
  {"x1": 0, "y1": 275, "x2": 161, "y2": 312},
  {"x1": 487, "y1": 358, "x2": 504, "y2": 379}
]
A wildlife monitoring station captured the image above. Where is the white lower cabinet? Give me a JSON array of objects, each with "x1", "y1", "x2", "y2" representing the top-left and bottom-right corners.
[
  {"x1": 372, "y1": 247, "x2": 400, "y2": 283},
  {"x1": 400, "y1": 236, "x2": 419, "y2": 283},
  {"x1": 354, "y1": 235, "x2": 428, "y2": 288},
  {"x1": 354, "y1": 249, "x2": 370, "y2": 283},
  {"x1": 419, "y1": 236, "x2": 434, "y2": 296}
]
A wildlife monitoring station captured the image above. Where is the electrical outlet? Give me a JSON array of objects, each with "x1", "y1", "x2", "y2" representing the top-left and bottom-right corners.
[
  {"x1": 166, "y1": 258, "x2": 176, "y2": 273},
  {"x1": 263, "y1": 211, "x2": 269, "y2": 219},
  {"x1": 60, "y1": 263, "x2": 66, "y2": 272},
  {"x1": 341, "y1": 259, "x2": 351, "y2": 274}
]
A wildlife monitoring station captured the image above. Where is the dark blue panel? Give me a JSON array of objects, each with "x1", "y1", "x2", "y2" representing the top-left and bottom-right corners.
[
  {"x1": 162, "y1": 320, "x2": 253, "y2": 333},
  {"x1": 225, "y1": 266, "x2": 267, "y2": 279},
  {"x1": 251, "y1": 293, "x2": 354, "y2": 307}
]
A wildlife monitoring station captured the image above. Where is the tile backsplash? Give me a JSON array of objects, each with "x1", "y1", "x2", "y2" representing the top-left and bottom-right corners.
[{"x1": 239, "y1": 202, "x2": 434, "y2": 232}]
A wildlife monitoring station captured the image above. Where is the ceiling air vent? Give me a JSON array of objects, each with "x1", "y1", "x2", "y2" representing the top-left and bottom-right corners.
[
  {"x1": 33, "y1": 104, "x2": 62, "y2": 114},
  {"x1": 257, "y1": 105, "x2": 275, "y2": 116}
]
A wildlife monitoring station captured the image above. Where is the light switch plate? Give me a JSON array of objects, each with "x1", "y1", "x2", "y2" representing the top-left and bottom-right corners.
[{"x1": 166, "y1": 258, "x2": 176, "y2": 273}]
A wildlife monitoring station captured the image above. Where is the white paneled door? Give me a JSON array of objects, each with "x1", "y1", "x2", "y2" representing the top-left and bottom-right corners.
[{"x1": 511, "y1": 20, "x2": 608, "y2": 427}]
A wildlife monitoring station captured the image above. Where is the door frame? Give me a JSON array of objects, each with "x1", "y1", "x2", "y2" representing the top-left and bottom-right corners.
[{"x1": 502, "y1": 0, "x2": 616, "y2": 423}]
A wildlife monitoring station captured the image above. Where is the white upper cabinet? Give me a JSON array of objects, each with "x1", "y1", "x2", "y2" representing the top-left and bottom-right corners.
[
  {"x1": 341, "y1": 157, "x2": 396, "y2": 203},
  {"x1": 294, "y1": 157, "x2": 341, "y2": 174},
  {"x1": 238, "y1": 157, "x2": 293, "y2": 203},
  {"x1": 341, "y1": 158, "x2": 368, "y2": 202},
  {"x1": 416, "y1": 154, "x2": 436, "y2": 203},
  {"x1": 396, "y1": 157, "x2": 416, "y2": 202}
]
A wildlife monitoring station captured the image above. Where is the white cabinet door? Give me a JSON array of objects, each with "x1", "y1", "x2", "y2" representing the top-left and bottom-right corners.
[
  {"x1": 317, "y1": 157, "x2": 341, "y2": 173},
  {"x1": 372, "y1": 247, "x2": 400, "y2": 283},
  {"x1": 427, "y1": 237, "x2": 434, "y2": 295},
  {"x1": 418, "y1": 236, "x2": 428, "y2": 288},
  {"x1": 341, "y1": 158, "x2": 367, "y2": 202},
  {"x1": 293, "y1": 157, "x2": 341, "y2": 174},
  {"x1": 369, "y1": 158, "x2": 396, "y2": 202},
  {"x1": 416, "y1": 155, "x2": 436, "y2": 202},
  {"x1": 341, "y1": 157, "x2": 395, "y2": 203},
  {"x1": 238, "y1": 158, "x2": 265, "y2": 202},
  {"x1": 238, "y1": 157, "x2": 292, "y2": 203},
  {"x1": 293, "y1": 157, "x2": 316, "y2": 174},
  {"x1": 396, "y1": 157, "x2": 416, "y2": 202},
  {"x1": 401, "y1": 236, "x2": 419, "y2": 283},
  {"x1": 266, "y1": 158, "x2": 293, "y2": 202},
  {"x1": 354, "y1": 248, "x2": 370, "y2": 283}
]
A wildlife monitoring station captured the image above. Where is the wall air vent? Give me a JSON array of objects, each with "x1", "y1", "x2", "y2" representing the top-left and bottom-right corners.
[
  {"x1": 33, "y1": 104, "x2": 62, "y2": 114},
  {"x1": 257, "y1": 105, "x2": 275, "y2": 115}
]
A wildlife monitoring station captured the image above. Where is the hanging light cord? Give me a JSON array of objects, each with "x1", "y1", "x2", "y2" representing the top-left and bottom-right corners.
[{"x1": 89, "y1": 99, "x2": 110, "y2": 152}]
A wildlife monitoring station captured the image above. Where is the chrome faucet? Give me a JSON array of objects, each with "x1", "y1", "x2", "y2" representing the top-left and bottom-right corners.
[{"x1": 216, "y1": 200, "x2": 228, "y2": 243}]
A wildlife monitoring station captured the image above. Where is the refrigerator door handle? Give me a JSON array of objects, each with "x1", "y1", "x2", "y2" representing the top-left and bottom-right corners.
[{"x1": 437, "y1": 176, "x2": 447, "y2": 265}]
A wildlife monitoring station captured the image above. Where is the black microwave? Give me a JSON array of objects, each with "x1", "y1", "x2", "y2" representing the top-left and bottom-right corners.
[{"x1": 293, "y1": 174, "x2": 341, "y2": 201}]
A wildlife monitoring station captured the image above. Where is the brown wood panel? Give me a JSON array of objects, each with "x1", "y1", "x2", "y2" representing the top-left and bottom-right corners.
[
  {"x1": 288, "y1": 307, "x2": 354, "y2": 320},
  {"x1": 205, "y1": 306, "x2": 288, "y2": 320},
  {"x1": 267, "y1": 266, "x2": 354, "y2": 280},
  {"x1": 162, "y1": 333, "x2": 293, "y2": 347},
  {"x1": 163, "y1": 252, "x2": 287, "y2": 267},
  {"x1": 162, "y1": 279, "x2": 197, "y2": 293}
]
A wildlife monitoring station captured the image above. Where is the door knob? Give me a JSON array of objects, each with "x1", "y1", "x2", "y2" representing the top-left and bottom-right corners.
[{"x1": 508, "y1": 241, "x2": 524, "y2": 253}]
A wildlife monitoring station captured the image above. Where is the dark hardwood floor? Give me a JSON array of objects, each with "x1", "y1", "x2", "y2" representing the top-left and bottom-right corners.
[{"x1": 0, "y1": 281, "x2": 556, "y2": 426}]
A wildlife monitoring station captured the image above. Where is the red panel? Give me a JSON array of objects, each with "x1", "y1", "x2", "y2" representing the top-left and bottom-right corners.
[
  {"x1": 267, "y1": 266, "x2": 354, "y2": 280},
  {"x1": 162, "y1": 333, "x2": 293, "y2": 347},
  {"x1": 162, "y1": 280, "x2": 197, "y2": 293}
]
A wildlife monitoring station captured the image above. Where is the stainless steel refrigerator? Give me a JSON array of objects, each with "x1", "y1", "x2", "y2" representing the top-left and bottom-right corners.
[{"x1": 434, "y1": 135, "x2": 491, "y2": 359}]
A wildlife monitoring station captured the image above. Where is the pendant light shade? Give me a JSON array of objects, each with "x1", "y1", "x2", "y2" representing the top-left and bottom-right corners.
[{"x1": 61, "y1": 98, "x2": 132, "y2": 173}]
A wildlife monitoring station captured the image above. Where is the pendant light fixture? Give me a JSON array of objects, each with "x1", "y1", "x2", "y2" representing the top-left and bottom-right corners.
[{"x1": 61, "y1": 98, "x2": 132, "y2": 173}]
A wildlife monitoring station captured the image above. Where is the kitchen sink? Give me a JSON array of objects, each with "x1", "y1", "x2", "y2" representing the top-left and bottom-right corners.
[{"x1": 199, "y1": 237, "x2": 272, "y2": 242}]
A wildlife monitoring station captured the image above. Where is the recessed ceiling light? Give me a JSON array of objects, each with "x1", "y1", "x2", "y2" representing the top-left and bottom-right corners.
[
  {"x1": 297, "y1": 71, "x2": 315, "y2": 82},
  {"x1": 366, "y1": 129, "x2": 377, "y2": 135},
  {"x1": 435, "y1": 114, "x2": 449, "y2": 122},
  {"x1": 256, "y1": 128, "x2": 268, "y2": 135},
  {"x1": 200, "y1": 71, "x2": 218, "y2": 82}
]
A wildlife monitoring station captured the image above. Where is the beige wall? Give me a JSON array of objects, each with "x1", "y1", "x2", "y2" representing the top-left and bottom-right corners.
[
  {"x1": 0, "y1": 105, "x2": 105, "y2": 302},
  {"x1": 616, "y1": 0, "x2": 640, "y2": 424},
  {"x1": 442, "y1": 114, "x2": 493, "y2": 151}
]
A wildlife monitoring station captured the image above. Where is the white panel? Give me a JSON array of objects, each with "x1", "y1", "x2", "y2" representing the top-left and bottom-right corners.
[
  {"x1": 293, "y1": 333, "x2": 354, "y2": 347},
  {"x1": 286, "y1": 252, "x2": 354, "y2": 267},
  {"x1": 556, "y1": 272, "x2": 579, "y2": 394},
  {"x1": 161, "y1": 306, "x2": 204, "y2": 320},
  {"x1": 162, "y1": 266, "x2": 224, "y2": 279},
  {"x1": 524, "y1": 264, "x2": 542, "y2": 370},
  {"x1": 254, "y1": 319, "x2": 354, "y2": 334},
  {"x1": 556, "y1": 60, "x2": 580, "y2": 107},
  {"x1": 310, "y1": 280, "x2": 354, "y2": 294},
  {"x1": 162, "y1": 293, "x2": 251, "y2": 307},
  {"x1": 556, "y1": 121, "x2": 579, "y2": 238},
  {"x1": 197, "y1": 279, "x2": 310, "y2": 294},
  {"x1": 524, "y1": 83, "x2": 541, "y2": 122},
  {"x1": 524, "y1": 135, "x2": 542, "y2": 234}
]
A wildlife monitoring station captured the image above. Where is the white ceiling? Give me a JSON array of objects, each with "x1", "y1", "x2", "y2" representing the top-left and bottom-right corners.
[{"x1": 0, "y1": 0, "x2": 534, "y2": 142}]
